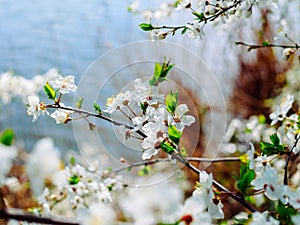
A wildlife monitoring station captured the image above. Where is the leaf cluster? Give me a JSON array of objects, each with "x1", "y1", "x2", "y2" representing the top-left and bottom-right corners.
[
  {"x1": 166, "y1": 90, "x2": 178, "y2": 113},
  {"x1": 235, "y1": 163, "x2": 255, "y2": 197},
  {"x1": 260, "y1": 133, "x2": 284, "y2": 156},
  {"x1": 149, "y1": 59, "x2": 174, "y2": 86}
]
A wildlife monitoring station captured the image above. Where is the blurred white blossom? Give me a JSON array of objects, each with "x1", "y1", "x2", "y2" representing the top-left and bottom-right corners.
[{"x1": 27, "y1": 138, "x2": 61, "y2": 195}]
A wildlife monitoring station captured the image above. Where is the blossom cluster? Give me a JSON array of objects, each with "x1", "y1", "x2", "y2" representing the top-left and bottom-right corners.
[
  {"x1": 27, "y1": 73, "x2": 77, "y2": 122},
  {"x1": 0, "y1": 69, "x2": 57, "y2": 104},
  {"x1": 0, "y1": 136, "x2": 123, "y2": 225},
  {"x1": 27, "y1": 60, "x2": 196, "y2": 161},
  {"x1": 104, "y1": 78, "x2": 195, "y2": 160},
  {"x1": 133, "y1": 0, "x2": 293, "y2": 41}
]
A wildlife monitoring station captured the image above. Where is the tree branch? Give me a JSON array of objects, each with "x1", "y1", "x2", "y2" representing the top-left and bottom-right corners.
[
  {"x1": 235, "y1": 41, "x2": 299, "y2": 51},
  {"x1": 284, "y1": 134, "x2": 300, "y2": 185},
  {"x1": 171, "y1": 153, "x2": 257, "y2": 213},
  {"x1": 0, "y1": 210, "x2": 79, "y2": 225}
]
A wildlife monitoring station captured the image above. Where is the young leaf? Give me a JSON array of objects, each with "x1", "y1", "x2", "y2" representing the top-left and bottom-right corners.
[
  {"x1": 138, "y1": 166, "x2": 151, "y2": 176},
  {"x1": 76, "y1": 97, "x2": 84, "y2": 109},
  {"x1": 192, "y1": 12, "x2": 205, "y2": 21},
  {"x1": 140, "y1": 102, "x2": 148, "y2": 113},
  {"x1": 260, "y1": 133, "x2": 284, "y2": 156},
  {"x1": 235, "y1": 163, "x2": 255, "y2": 197},
  {"x1": 181, "y1": 27, "x2": 188, "y2": 35},
  {"x1": 262, "y1": 41, "x2": 269, "y2": 46},
  {"x1": 93, "y1": 102, "x2": 102, "y2": 114},
  {"x1": 168, "y1": 125, "x2": 182, "y2": 145},
  {"x1": 0, "y1": 128, "x2": 14, "y2": 146},
  {"x1": 270, "y1": 133, "x2": 280, "y2": 147},
  {"x1": 160, "y1": 141, "x2": 175, "y2": 154},
  {"x1": 149, "y1": 59, "x2": 174, "y2": 86},
  {"x1": 166, "y1": 90, "x2": 178, "y2": 113},
  {"x1": 69, "y1": 174, "x2": 80, "y2": 185},
  {"x1": 70, "y1": 156, "x2": 76, "y2": 165},
  {"x1": 154, "y1": 62, "x2": 163, "y2": 79},
  {"x1": 139, "y1": 23, "x2": 154, "y2": 31},
  {"x1": 43, "y1": 82, "x2": 56, "y2": 100},
  {"x1": 159, "y1": 59, "x2": 174, "y2": 81},
  {"x1": 276, "y1": 200, "x2": 297, "y2": 224}
]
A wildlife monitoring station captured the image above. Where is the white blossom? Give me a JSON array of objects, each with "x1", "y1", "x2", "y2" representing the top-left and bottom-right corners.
[
  {"x1": 250, "y1": 211, "x2": 279, "y2": 225},
  {"x1": 78, "y1": 203, "x2": 116, "y2": 225},
  {"x1": 50, "y1": 105, "x2": 73, "y2": 124},
  {"x1": 103, "y1": 91, "x2": 132, "y2": 113},
  {"x1": 170, "y1": 104, "x2": 196, "y2": 131},
  {"x1": 27, "y1": 138, "x2": 61, "y2": 195},
  {"x1": 247, "y1": 142, "x2": 255, "y2": 169},
  {"x1": 269, "y1": 94, "x2": 294, "y2": 126},
  {"x1": 141, "y1": 133, "x2": 161, "y2": 160},
  {"x1": 27, "y1": 96, "x2": 48, "y2": 122},
  {"x1": 0, "y1": 144, "x2": 17, "y2": 185},
  {"x1": 252, "y1": 167, "x2": 283, "y2": 201},
  {"x1": 192, "y1": 171, "x2": 224, "y2": 219},
  {"x1": 186, "y1": 21, "x2": 204, "y2": 39},
  {"x1": 133, "y1": 79, "x2": 164, "y2": 105},
  {"x1": 50, "y1": 73, "x2": 77, "y2": 94},
  {"x1": 150, "y1": 30, "x2": 167, "y2": 41},
  {"x1": 282, "y1": 48, "x2": 295, "y2": 60},
  {"x1": 175, "y1": 0, "x2": 191, "y2": 11}
]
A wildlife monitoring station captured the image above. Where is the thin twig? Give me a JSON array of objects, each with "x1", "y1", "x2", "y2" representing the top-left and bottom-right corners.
[
  {"x1": 284, "y1": 134, "x2": 300, "y2": 185},
  {"x1": 46, "y1": 104, "x2": 147, "y2": 138},
  {"x1": 112, "y1": 156, "x2": 240, "y2": 174},
  {"x1": 186, "y1": 156, "x2": 240, "y2": 162},
  {"x1": 235, "y1": 41, "x2": 299, "y2": 51}
]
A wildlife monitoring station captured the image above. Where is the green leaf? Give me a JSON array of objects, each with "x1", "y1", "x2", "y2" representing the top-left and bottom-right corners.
[
  {"x1": 76, "y1": 97, "x2": 84, "y2": 109},
  {"x1": 270, "y1": 133, "x2": 280, "y2": 147},
  {"x1": 236, "y1": 170, "x2": 255, "y2": 194},
  {"x1": 168, "y1": 125, "x2": 182, "y2": 145},
  {"x1": 149, "y1": 77, "x2": 157, "y2": 86},
  {"x1": 149, "y1": 59, "x2": 174, "y2": 86},
  {"x1": 181, "y1": 27, "x2": 188, "y2": 35},
  {"x1": 258, "y1": 115, "x2": 266, "y2": 124},
  {"x1": 43, "y1": 82, "x2": 56, "y2": 100},
  {"x1": 139, "y1": 23, "x2": 154, "y2": 31},
  {"x1": 166, "y1": 90, "x2": 178, "y2": 113},
  {"x1": 233, "y1": 216, "x2": 248, "y2": 225},
  {"x1": 276, "y1": 200, "x2": 297, "y2": 223},
  {"x1": 0, "y1": 128, "x2": 14, "y2": 146},
  {"x1": 93, "y1": 102, "x2": 102, "y2": 114},
  {"x1": 260, "y1": 133, "x2": 284, "y2": 156},
  {"x1": 159, "y1": 59, "x2": 174, "y2": 81},
  {"x1": 262, "y1": 41, "x2": 269, "y2": 46},
  {"x1": 173, "y1": 1, "x2": 180, "y2": 7},
  {"x1": 70, "y1": 156, "x2": 76, "y2": 165},
  {"x1": 160, "y1": 141, "x2": 175, "y2": 154},
  {"x1": 138, "y1": 166, "x2": 151, "y2": 176},
  {"x1": 69, "y1": 174, "x2": 80, "y2": 185},
  {"x1": 235, "y1": 163, "x2": 255, "y2": 197},
  {"x1": 154, "y1": 62, "x2": 163, "y2": 79},
  {"x1": 140, "y1": 102, "x2": 148, "y2": 113},
  {"x1": 192, "y1": 12, "x2": 205, "y2": 21}
]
